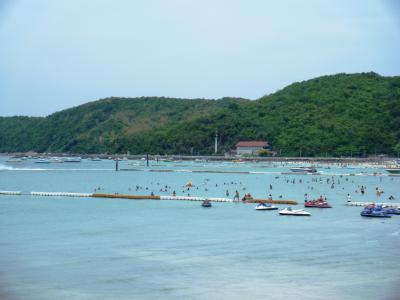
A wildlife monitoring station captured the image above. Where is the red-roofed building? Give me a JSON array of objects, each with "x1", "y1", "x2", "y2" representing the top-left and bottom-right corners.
[{"x1": 235, "y1": 141, "x2": 270, "y2": 156}]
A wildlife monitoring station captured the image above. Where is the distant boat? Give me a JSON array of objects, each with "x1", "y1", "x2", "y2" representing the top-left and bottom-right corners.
[
  {"x1": 35, "y1": 159, "x2": 51, "y2": 163},
  {"x1": 385, "y1": 168, "x2": 400, "y2": 174},
  {"x1": 63, "y1": 157, "x2": 81, "y2": 163},
  {"x1": 279, "y1": 207, "x2": 311, "y2": 216},
  {"x1": 304, "y1": 199, "x2": 332, "y2": 208},
  {"x1": 289, "y1": 167, "x2": 318, "y2": 174},
  {"x1": 255, "y1": 203, "x2": 278, "y2": 210},
  {"x1": 201, "y1": 200, "x2": 212, "y2": 208},
  {"x1": 6, "y1": 158, "x2": 23, "y2": 163},
  {"x1": 383, "y1": 208, "x2": 400, "y2": 215},
  {"x1": 49, "y1": 158, "x2": 63, "y2": 163},
  {"x1": 360, "y1": 209, "x2": 391, "y2": 218}
]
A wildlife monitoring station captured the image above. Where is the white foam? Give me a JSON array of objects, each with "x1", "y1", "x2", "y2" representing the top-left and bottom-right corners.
[
  {"x1": 0, "y1": 163, "x2": 15, "y2": 171},
  {"x1": 0, "y1": 164, "x2": 112, "y2": 171}
]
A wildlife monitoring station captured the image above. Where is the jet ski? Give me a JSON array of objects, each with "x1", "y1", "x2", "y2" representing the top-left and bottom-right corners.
[
  {"x1": 255, "y1": 203, "x2": 278, "y2": 211},
  {"x1": 279, "y1": 207, "x2": 311, "y2": 216}
]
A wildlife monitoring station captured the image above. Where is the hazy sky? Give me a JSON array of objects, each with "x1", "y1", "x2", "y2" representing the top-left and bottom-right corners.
[{"x1": 0, "y1": 0, "x2": 399, "y2": 116}]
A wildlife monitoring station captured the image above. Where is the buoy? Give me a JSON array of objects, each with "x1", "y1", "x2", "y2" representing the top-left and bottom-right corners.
[{"x1": 0, "y1": 190, "x2": 21, "y2": 195}]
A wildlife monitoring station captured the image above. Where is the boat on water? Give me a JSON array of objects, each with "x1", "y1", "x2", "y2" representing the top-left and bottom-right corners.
[
  {"x1": 6, "y1": 158, "x2": 23, "y2": 163},
  {"x1": 360, "y1": 208, "x2": 391, "y2": 218},
  {"x1": 201, "y1": 200, "x2": 212, "y2": 208},
  {"x1": 383, "y1": 208, "x2": 400, "y2": 215},
  {"x1": 304, "y1": 198, "x2": 332, "y2": 208},
  {"x1": 49, "y1": 158, "x2": 63, "y2": 163},
  {"x1": 35, "y1": 159, "x2": 51, "y2": 163},
  {"x1": 372, "y1": 204, "x2": 400, "y2": 215},
  {"x1": 63, "y1": 157, "x2": 82, "y2": 163},
  {"x1": 289, "y1": 167, "x2": 318, "y2": 174},
  {"x1": 279, "y1": 207, "x2": 311, "y2": 216},
  {"x1": 385, "y1": 168, "x2": 400, "y2": 174},
  {"x1": 255, "y1": 203, "x2": 278, "y2": 211}
]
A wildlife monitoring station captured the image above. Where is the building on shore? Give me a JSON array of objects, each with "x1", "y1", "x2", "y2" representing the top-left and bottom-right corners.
[{"x1": 235, "y1": 141, "x2": 270, "y2": 156}]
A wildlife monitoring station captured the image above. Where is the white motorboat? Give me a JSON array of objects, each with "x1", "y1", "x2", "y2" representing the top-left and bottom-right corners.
[
  {"x1": 289, "y1": 167, "x2": 317, "y2": 174},
  {"x1": 49, "y1": 158, "x2": 63, "y2": 163},
  {"x1": 6, "y1": 158, "x2": 22, "y2": 163},
  {"x1": 35, "y1": 159, "x2": 51, "y2": 163},
  {"x1": 63, "y1": 157, "x2": 81, "y2": 163},
  {"x1": 279, "y1": 207, "x2": 311, "y2": 216},
  {"x1": 255, "y1": 203, "x2": 278, "y2": 210}
]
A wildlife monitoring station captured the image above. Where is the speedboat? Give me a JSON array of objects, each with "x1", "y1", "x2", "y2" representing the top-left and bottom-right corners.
[
  {"x1": 360, "y1": 208, "x2": 391, "y2": 218},
  {"x1": 63, "y1": 157, "x2": 82, "y2": 163},
  {"x1": 49, "y1": 158, "x2": 63, "y2": 163},
  {"x1": 6, "y1": 158, "x2": 22, "y2": 163},
  {"x1": 385, "y1": 168, "x2": 400, "y2": 174},
  {"x1": 373, "y1": 205, "x2": 400, "y2": 215},
  {"x1": 279, "y1": 207, "x2": 311, "y2": 216},
  {"x1": 255, "y1": 203, "x2": 278, "y2": 210},
  {"x1": 201, "y1": 200, "x2": 212, "y2": 208},
  {"x1": 304, "y1": 199, "x2": 332, "y2": 208},
  {"x1": 35, "y1": 159, "x2": 51, "y2": 163},
  {"x1": 383, "y1": 208, "x2": 400, "y2": 215},
  {"x1": 289, "y1": 167, "x2": 318, "y2": 174}
]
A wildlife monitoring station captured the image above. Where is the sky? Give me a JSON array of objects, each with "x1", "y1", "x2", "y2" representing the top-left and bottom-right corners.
[{"x1": 0, "y1": 0, "x2": 399, "y2": 116}]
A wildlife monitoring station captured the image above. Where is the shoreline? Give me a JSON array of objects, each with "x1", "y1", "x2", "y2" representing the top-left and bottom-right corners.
[{"x1": 1, "y1": 152, "x2": 398, "y2": 164}]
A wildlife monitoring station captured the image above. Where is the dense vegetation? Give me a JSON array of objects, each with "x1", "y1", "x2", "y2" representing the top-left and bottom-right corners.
[{"x1": 1, "y1": 72, "x2": 399, "y2": 156}]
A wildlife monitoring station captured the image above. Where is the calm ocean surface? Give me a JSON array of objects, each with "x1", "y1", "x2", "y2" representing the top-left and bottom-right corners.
[{"x1": 0, "y1": 156, "x2": 399, "y2": 300}]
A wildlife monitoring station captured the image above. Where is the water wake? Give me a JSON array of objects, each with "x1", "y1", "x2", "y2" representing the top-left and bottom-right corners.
[{"x1": 0, "y1": 164, "x2": 112, "y2": 171}]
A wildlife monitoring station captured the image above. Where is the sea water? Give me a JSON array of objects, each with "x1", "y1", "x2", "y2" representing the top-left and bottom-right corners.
[{"x1": 0, "y1": 156, "x2": 399, "y2": 300}]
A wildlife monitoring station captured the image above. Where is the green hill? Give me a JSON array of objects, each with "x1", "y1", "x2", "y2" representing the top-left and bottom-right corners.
[
  {"x1": 1, "y1": 72, "x2": 399, "y2": 156},
  {"x1": 0, "y1": 97, "x2": 248, "y2": 153}
]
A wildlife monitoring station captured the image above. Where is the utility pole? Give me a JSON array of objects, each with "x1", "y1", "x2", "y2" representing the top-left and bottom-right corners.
[{"x1": 214, "y1": 130, "x2": 218, "y2": 154}]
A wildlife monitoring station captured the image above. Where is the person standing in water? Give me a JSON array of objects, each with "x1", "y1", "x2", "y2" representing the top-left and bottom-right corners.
[
  {"x1": 234, "y1": 190, "x2": 240, "y2": 201},
  {"x1": 347, "y1": 194, "x2": 352, "y2": 202}
]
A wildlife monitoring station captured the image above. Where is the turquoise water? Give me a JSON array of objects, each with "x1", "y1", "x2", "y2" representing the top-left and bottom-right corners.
[{"x1": 0, "y1": 156, "x2": 399, "y2": 300}]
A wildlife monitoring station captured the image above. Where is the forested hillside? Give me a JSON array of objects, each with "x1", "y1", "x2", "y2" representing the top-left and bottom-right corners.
[{"x1": 1, "y1": 72, "x2": 399, "y2": 156}]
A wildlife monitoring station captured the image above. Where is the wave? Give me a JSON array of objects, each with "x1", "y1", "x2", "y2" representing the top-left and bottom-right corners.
[
  {"x1": 0, "y1": 164, "x2": 15, "y2": 171},
  {"x1": 0, "y1": 163, "x2": 46, "y2": 171},
  {"x1": 0, "y1": 164, "x2": 112, "y2": 171}
]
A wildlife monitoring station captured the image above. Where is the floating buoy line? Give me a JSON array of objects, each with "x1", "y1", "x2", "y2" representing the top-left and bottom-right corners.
[
  {"x1": 0, "y1": 190, "x2": 297, "y2": 204},
  {"x1": 2, "y1": 191, "x2": 400, "y2": 208}
]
